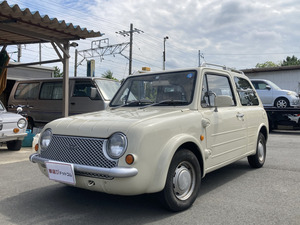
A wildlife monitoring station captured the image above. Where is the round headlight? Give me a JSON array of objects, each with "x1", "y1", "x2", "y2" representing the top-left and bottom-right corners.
[
  {"x1": 17, "y1": 118, "x2": 27, "y2": 129},
  {"x1": 40, "y1": 128, "x2": 52, "y2": 150},
  {"x1": 106, "y1": 133, "x2": 128, "y2": 159}
]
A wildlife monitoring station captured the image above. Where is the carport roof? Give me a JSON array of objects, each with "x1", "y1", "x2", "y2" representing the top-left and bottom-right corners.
[{"x1": 0, "y1": 0, "x2": 102, "y2": 46}]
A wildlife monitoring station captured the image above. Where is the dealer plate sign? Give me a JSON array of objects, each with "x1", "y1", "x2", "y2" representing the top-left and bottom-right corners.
[{"x1": 46, "y1": 161, "x2": 76, "y2": 185}]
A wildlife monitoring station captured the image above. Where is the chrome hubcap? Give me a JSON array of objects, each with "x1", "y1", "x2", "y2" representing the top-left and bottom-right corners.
[
  {"x1": 257, "y1": 141, "x2": 265, "y2": 162},
  {"x1": 276, "y1": 100, "x2": 287, "y2": 108},
  {"x1": 173, "y1": 162, "x2": 195, "y2": 200}
]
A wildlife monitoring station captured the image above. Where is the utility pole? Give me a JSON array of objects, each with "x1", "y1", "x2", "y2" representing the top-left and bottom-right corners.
[
  {"x1": 116, "y1": 23, "x2": 144, "y2": 75},
  {"x1": 17, "y1": 45, "x2": 21, "y2": 62},
  {"x1": 198, "y1": 50, "x2": 204, "y2": 66},
  {"x1": 163, "y1": 36, "x2": 169, "y2": 70},
  {"x1": 39, "y1": 43, "x2": 41, "y2": 65}
]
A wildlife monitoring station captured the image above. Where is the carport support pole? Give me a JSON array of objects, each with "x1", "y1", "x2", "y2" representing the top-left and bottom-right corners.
[{"x1": 62, "y1": 43, "x2": 70, "y2": 117}]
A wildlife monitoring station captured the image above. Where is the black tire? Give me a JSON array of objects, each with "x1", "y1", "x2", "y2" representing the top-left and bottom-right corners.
[
  {"x1": 274, "y1": 97, "x2": 289, "y2": 108},
  {"x1": 7, "y1": 140, "x2": 22, "y2": 151},
  {"x1": 27, "y1": 117, "x2": 34, "y2": 131},
  {"x1": 160, "y1": 149, "x2": 201, "y2": 212},
  {"x1": 248, "y1": 133, "x2": 266, "y2": 168}
]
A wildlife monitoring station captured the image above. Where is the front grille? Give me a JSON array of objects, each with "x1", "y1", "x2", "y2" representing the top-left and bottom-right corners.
[{"x1": 40, "y1": 135, "x2": 117, "y2": 179}]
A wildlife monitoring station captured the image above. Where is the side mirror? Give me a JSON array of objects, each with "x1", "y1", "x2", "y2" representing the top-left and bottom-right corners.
[
  {"x1": 214, "y1": 95, "x2": 233, "y2": 112},
  {"x1": 265, "y1": 85, "x2": 271, "y2": 90},
  {"x1": 90, "y1": 87, "x2": 97, "y2": 99},
  {"x1": 17, "y1": 107, "x2": 23, "y2": 114}
]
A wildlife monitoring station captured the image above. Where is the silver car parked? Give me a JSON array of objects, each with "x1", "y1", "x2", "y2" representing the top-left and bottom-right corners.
[
  {"x1": 0, "y1": 101, "x2": 27, "y2": 150},
  {"x1": 251, "y1": 79, "x2": 300, "y2": 108}
]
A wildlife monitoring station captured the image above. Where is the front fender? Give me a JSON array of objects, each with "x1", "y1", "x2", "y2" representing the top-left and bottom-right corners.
[{"x1": 146, "y1": 133, "x2": 204, "y2": 193}]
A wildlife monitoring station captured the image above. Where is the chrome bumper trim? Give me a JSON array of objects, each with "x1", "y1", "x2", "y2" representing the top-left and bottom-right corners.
[{"x1": 29, "y1": 153, "x2": 138, "y2": 178}]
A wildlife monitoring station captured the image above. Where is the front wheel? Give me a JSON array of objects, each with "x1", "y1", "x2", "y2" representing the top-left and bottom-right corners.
[
  {"x1": 248, "y1": 133, "x2": 266, "y2": 168},
  {"x1": 275, "y1": 97, "x2": 289, "y2": 108},
  {"x1": 160, "y1": 149, "x2": 201, "y2": 211},
  {"x1": 7, "y1": 140, "x2": 22, "y2": 151}
]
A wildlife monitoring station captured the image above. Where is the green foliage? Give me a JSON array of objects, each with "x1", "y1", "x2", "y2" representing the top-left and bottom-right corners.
[
  {"x1": 255, "y1": 61, "x2": 279, "y2": 68},
  {"x1": 53, "y1": 66, "x2": 63, "y2": 77},
  {"x1": 281, "y1": 55, "x2": 300, "y2": 66},
  {"x1": 256, "y1": 55, "x2": 300, "y2": 68},
  {"x1": 101, "y1": 70, "x2": 118, "y2": 81}
]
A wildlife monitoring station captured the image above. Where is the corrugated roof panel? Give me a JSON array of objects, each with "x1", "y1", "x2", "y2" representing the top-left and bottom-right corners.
[{"x1": 0, "y1": 0, "x2": 101, "y2": 45}]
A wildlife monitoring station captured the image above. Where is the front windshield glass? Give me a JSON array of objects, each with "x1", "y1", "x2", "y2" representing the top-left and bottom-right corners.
[
  {"x1": 95, "y1": 79, "x2": 120, "y2": 100},
  {"x1": 267, "y1": 80, "x2": 282, "y2": 91},
  {"x1": 110, "y1": 70, "x2": 197, "y2": 107}
]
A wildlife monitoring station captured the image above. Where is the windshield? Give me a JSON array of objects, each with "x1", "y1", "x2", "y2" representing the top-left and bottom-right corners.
[
  {"x1": 110, "y1": 70, "x2": 197, "y2": 107},
  {"x1": 94, "y1": 79, "x2": 120, "y2": 100},
  {"x1": 267, "y1": 80, "x2": 282, "y2": 91}
]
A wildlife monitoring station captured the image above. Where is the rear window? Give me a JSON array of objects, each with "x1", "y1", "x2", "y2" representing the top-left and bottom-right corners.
[{"x1": 15, "y1": 83, "x2": 39, "y2": 100}]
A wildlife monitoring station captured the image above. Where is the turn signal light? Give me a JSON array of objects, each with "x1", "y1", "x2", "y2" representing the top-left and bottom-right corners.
[
  {"x1": 125, "y1": 154, "x2": 135, "y2": 165},
  {"x1": 200, "y1": 135, "x2": 204, "y2": 141},
  {"x1": 13, "y1": 128, "x2": 20, "y2": 133},
  {"x1": 34, "y1": 144, "x2": 39, "y2": 151}
]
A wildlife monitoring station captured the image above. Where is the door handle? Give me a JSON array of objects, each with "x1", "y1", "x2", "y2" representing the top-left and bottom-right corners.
[
  {"x1": 71, "y1": 102, "x2": 75, "y2": 105},
  {"x1": 236, "y1": 113, "x2": 244, "y2": 118},
  {"x1": 236, "y1": 113, "x2": 245, "y2": 120}
]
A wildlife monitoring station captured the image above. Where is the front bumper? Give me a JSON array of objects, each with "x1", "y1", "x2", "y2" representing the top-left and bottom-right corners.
[
  {"x1": 0, "y1": 132, "x2": 27, "y2": 142},
  {"x1": 29, "y1": 153, "x2": 138, "y2": 178}
]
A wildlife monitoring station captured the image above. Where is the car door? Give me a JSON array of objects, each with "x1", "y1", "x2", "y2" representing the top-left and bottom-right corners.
[
  {"x1": 70, "y1": 80, "x2": 105, "y2": 115},
  {"x1": 200, "y1": 73, "x2": 247, "y2": 171},
  {"x1": 251, "y1": 80, "x2": 273, "y2": 106},
  {"x1": 234, "y1": 77, "x2": 261, "y2": 153}
]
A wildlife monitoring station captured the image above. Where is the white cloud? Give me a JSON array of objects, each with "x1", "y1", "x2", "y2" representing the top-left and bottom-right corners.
[{"x1": 5, "y1": 0, "x2": 300, "y2": 79}]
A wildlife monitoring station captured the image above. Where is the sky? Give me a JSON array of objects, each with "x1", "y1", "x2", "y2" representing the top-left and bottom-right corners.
[{"x1": 4, "y1": 0, "x2": 300, "y2": 80}]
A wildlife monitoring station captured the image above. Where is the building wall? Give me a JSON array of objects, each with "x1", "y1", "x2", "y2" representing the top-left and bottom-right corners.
[{"x1": 245, "y1": 69, "x2": 300, "y2": 94}]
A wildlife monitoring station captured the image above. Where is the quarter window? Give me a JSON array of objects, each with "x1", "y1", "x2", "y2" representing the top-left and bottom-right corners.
[
  {"x1": 15, "y1": 83, "x2": 39, "y2": 100},
  {"x1": 234, "y1": 77, "x2": 259, "y2": 106}
]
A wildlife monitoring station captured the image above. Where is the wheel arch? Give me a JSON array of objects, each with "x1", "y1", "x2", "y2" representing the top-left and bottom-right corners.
[
  {"x1": 148, "y1": 134, "x2": 205, "y2": 193},
  {"x1": 274, "y1": 96, "x2": 290, "y2": 107},
  {"x1": 259, "y1": 125, "x2": 268, "y2": 142}
]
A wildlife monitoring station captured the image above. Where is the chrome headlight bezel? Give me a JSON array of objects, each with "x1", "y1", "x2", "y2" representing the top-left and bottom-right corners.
[
  {"x1": 17, "y1": 118, "x2": 27, "y2": 129},
  {"x1": 40, "y1": 128, "x2": 53, "y2": 150},
  {"x1": 106, "y1": 132, "x2": 128, "y2": 159}
]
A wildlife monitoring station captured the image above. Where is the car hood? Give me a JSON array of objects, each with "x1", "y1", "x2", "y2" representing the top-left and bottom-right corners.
[
  {"x1": 46, "y1": 107, "x2": 191, "y2": 138},
  {"x1": 0, "y1": 112, "x2": 23, "y2": 123}
]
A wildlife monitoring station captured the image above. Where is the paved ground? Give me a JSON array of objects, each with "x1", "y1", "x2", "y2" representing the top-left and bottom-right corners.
[{"x1": 0, "y1": 131, "x2": 299, "y2": 225}]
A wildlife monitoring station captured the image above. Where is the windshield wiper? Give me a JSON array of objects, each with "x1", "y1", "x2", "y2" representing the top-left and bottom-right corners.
[
  {"x1": 110, "y1": 99, "x2": 154, "y2": 110},
  {"x1": 139, "y1": 99, "x2": 188, "y2": 109}
]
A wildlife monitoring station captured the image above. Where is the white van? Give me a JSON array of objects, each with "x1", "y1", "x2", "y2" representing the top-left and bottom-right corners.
[{"x1": 8, "y1": 77, "x2": 120, "y2": 128}]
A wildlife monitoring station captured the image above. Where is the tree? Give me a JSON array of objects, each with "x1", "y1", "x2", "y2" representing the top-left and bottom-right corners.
[
  {"x1": 281, "y1": 55, "x2": 300, "y2": 66},
  {"x1": 255, "y1": 61, "x2": 279, "y2": 68},
  {"x1": 101, "y1": 70, "x2": 118, "y2": 81},
  {"x1": 53, "y1": 66, "x2": 63, "y2": 77}
]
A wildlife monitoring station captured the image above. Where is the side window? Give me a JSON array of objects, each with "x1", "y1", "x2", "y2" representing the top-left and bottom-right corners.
[
  {"x1": 252, "y1": 81, "x2": 268, "y2": 90},
  {"x1": 201, "y1": 74, "x2": 235, "y2": 107},
  {"x1": 73, "y1": 81, "x2": 100, "y2": 100},
  {"x1": 15, "y1": 83, "x2": 39, "y2": 100},
  {"x1": 234, "y1": 77, "x2": 259, "y2": 106},
  {"x1": 40, "y1": 82, "x2": 62, "y2": 100}
]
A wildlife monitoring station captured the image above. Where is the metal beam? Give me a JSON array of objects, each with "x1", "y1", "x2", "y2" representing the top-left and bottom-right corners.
[{"x1": 4, "y1": 59, "x2": 62, "y2": 68}]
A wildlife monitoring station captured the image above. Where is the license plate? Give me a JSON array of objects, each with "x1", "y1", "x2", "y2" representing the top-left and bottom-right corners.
[{"x1": 45, "y1": 161, "x2": 76, "y2": 185}]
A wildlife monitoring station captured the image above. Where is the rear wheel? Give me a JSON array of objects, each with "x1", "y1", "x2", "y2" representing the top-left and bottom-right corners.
[
  {"x1": 248, "y1": 133, "x2": 266, "y2": 168},
  {"x1": 7, "y1": 140, "x2": 22, "y2": 151},
  {"x1": 160, "y1": 149, "x2": 201, "y2": 211}
]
